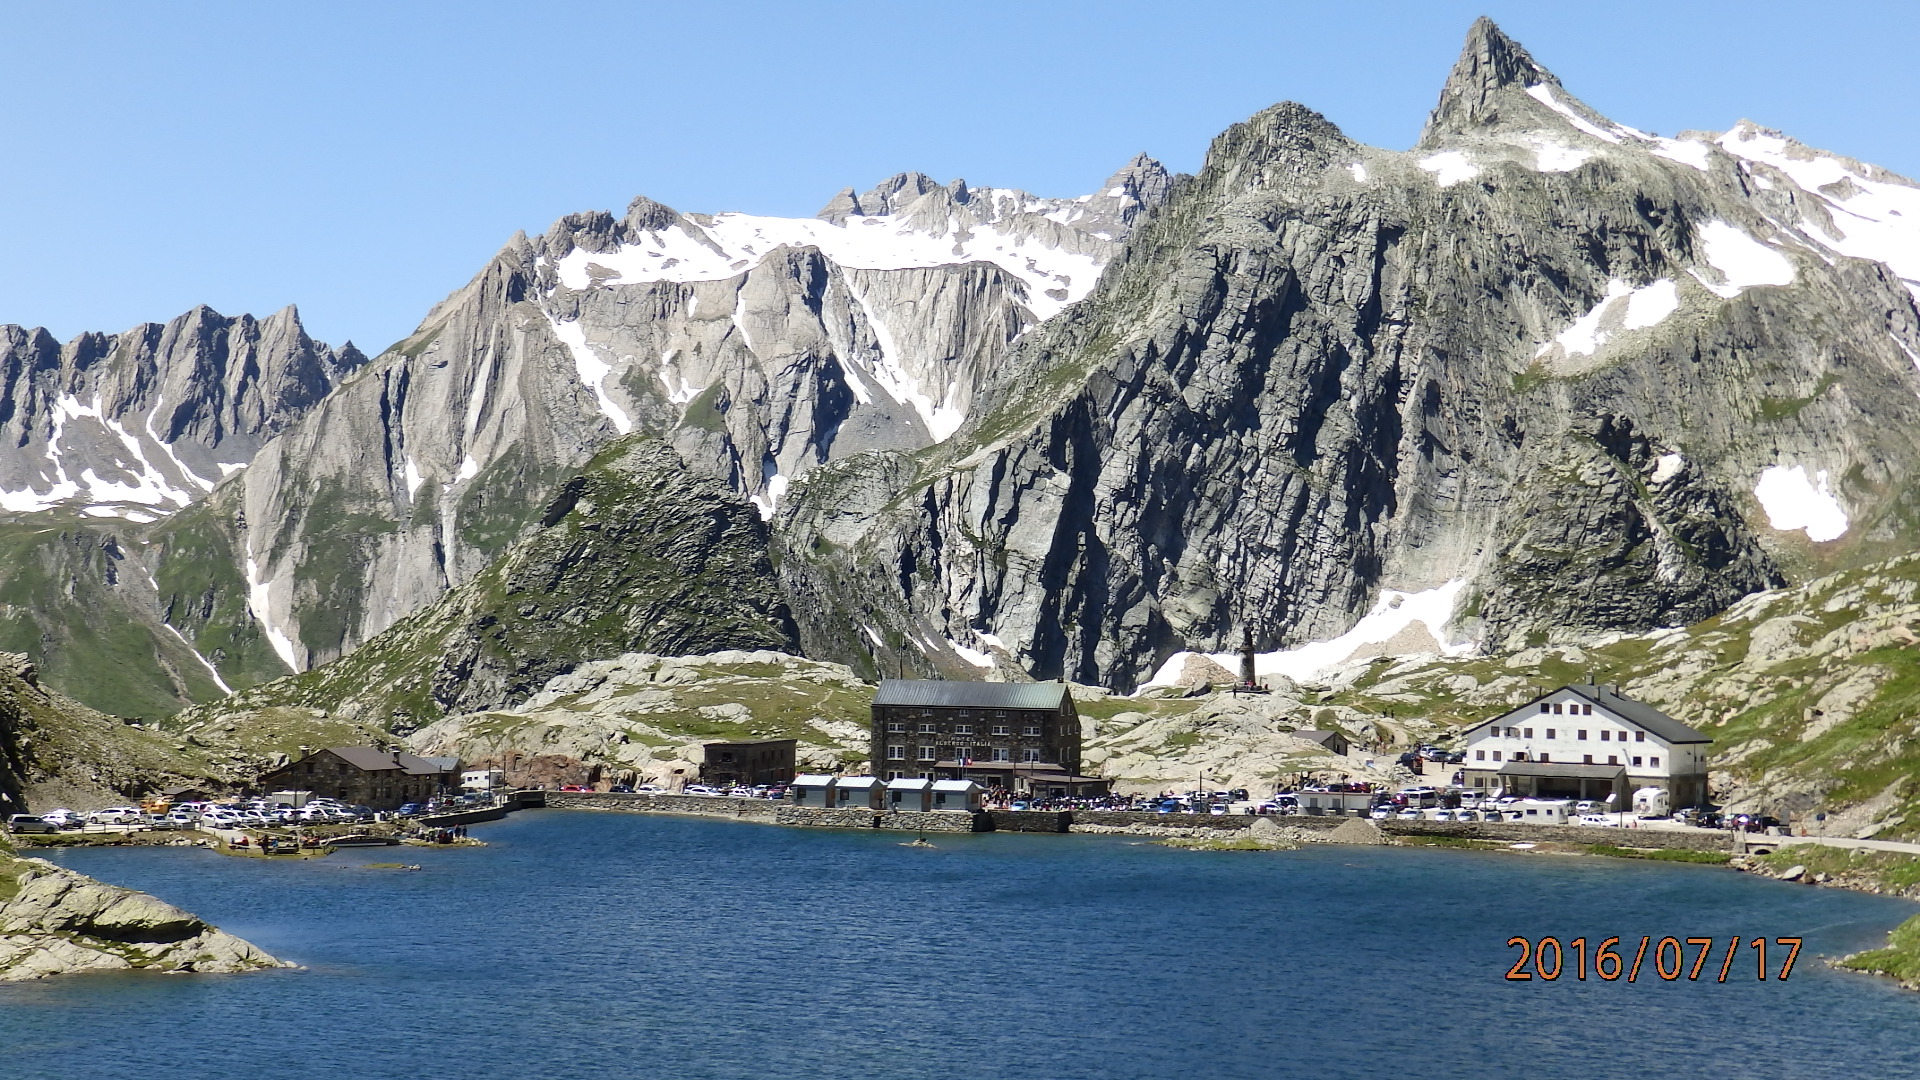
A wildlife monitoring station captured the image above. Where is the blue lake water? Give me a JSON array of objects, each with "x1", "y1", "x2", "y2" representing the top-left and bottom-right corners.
[{"x1": 5, "y1": 811, "x2": 1920, "y2": 1080}]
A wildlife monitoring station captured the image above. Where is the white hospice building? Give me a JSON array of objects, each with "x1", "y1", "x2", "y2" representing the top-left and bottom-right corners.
[{"x1": 1459, "y1": 684, "x2": 1711, "y2": 809}]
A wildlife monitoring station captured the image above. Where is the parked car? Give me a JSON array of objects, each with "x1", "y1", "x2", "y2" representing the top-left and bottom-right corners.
[
  {"x1": 87, "y1": 807, "x2": 145, "y2": 825},
  {"x1": 1578, "y1": 814, "x2": 1619, "y2": 827},
  {"x1": 397, "y1": 803, "x2": 423, "y2": 816},
  {"x1": 7, "y1": 814, "x2": 57, "y2": 834},
  {"x1": 1454, "y1": 809, "x2": 1480, "y2": 822}
]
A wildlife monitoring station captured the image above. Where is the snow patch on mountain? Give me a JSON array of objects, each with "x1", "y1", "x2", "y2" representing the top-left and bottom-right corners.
[
  {"x1": 1538, "y1": 278, "x2": 1681, "y2": 358},
  {"x1": 1753, "y1": 465, "x2": 1848, "y2": 542},
  {"x1": 1141, "y1": 581, "x2": 1473, "y2": 690},
  {"x1": 547, "y1": 316, "x2": 634, "y2": 435},
  {"x1": 1418, "y1": 151, "x2": 1479, "y2": 186},
  {"x1": 1694, "y1": 221, "x2": 1795, "y2": 297},
  {"x1": 1717, "y1": 123, "x2": 1920, "y2": 301},
  {"x1": 244, "y1": 556, "x2": 300, "y2": 672},
  {"x1": 554, "y1": 197, "x2": 1103, "y2": 323}
]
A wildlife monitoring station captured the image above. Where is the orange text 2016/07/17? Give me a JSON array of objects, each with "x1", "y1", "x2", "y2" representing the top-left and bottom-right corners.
[{"x1": 1504, "y1": 936, "x2": 1803, "y2": 982}]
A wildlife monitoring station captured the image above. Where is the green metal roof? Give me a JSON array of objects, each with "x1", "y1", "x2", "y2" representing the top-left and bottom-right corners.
[{"x1": 872, "y1": 679, "x2": 1068, "y2": 709}]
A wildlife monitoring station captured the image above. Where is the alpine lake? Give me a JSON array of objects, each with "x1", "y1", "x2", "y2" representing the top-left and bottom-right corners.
[{"x1": 4, "y1": 810, "x2": 1919, "y2": 1080}]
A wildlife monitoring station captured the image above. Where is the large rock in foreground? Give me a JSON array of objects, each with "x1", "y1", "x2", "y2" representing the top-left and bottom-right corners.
[{"x1": 0, "y1": 856, "x2": 290, "y2": 981}]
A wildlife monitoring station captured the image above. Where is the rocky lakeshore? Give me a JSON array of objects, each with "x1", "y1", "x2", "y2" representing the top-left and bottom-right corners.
[{"x1": 0, "y1": 845, "x2": 291, "y2": 981}]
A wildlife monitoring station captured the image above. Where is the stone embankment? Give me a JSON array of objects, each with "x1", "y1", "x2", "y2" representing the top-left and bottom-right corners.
[
  {"x1": 0, "y1": 854, "x2": 291, "y2": 981},
  {"x1": 537, "y1": 792, "x2": 1738, "y2": 853}
]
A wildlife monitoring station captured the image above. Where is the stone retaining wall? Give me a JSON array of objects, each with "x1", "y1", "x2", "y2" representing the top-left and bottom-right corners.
[
  {"x1": 774, "y1": 807, "x2": 880, "y2": 829},
  {"x1": 544, "y1": 792, "x2": 777, "y2": 820},
  {"x1": 986, "y1": 811, "x2": 1073, "y2": 833},
  {"x1": 875, "y1": 811, "x2": 985, "y2": 833},
  {"x1": 1382, "y1": 819, "x2": 1736, "y2": 852},
  {"x1": 531, "y1": 792, "x2": 1737, "y2": 852}
]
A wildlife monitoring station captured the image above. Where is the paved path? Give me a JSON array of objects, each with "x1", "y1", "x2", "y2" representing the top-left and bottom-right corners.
[{"x1": 1747, "y1": 834, "x2": 1920, "y2": 857}]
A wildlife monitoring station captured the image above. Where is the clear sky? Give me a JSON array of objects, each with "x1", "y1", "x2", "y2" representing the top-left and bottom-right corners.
[{"x1": 1, "y1": 1, "x2": 1915, "y2": 354}]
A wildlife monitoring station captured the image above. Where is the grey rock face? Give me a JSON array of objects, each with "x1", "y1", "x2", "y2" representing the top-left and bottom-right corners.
[
  {"x1": 179, "y1": 159, "x2": 1164, "y2": 678},
  {"x1": 774, "y1": 20, "x2": 1920, "y2": 691}
]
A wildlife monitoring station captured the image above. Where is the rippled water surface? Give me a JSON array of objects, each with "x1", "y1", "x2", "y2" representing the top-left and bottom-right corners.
[{"x1": 5, "y1": 811, "x2": 1920, "y2": 1080}]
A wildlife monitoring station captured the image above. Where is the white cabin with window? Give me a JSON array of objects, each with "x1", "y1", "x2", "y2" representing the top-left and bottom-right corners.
[
  {"x1": 791, "y1": 774, "x2": 838, "y2": 808},
  {"x1": 886, "y1": 777, "x2": 933, "y2": 811},
  {"x1": 1461, "y1": 685, "x2": 1711, "y2": 809},
  {"x1": 930, "y1": 779, "x2": 983, "y2": 811},
  {"x1": 833, "y1": 775, "x2": 885, "y2": 810}
]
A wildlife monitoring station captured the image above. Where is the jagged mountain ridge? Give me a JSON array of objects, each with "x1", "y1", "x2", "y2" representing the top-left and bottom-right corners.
[
  {"x1": 155, "y1": 156, "x2": 1168, "y2": 684},
  {"x1": 773, "y1": 17, "x2": 1920, "y2": 691},
  {"x1": 0, "y1": 305, "x2": 365, "y2": 521}
]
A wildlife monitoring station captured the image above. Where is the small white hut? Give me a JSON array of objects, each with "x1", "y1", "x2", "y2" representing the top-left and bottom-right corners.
[
  {"x1": 833, "y1": 775, "x2": 885, "y2": 810},
  {"x1": 930, "y1": 779, "x2": 984, "y2": 812},
  {"x1": 790, "y1": 774, "x2": 837, "y2": 808},
  {"x1": 887, "y1": 777, "x2": 933, "y2": 812}
]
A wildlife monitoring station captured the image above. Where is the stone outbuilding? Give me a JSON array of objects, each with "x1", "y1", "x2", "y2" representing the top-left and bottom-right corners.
[
  {"x1": 256, "y1": 747, "x2": 459, "y2": 812},
  {"x1": 699, "y1": 738, "x2": 798, "y2": 787}
]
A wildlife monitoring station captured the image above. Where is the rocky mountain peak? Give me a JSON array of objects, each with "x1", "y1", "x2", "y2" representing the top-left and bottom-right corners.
[
  {"x1": 1421, "y1": 18, "x2": 1558, "y2": 140},
  {"x1": 1201, "y1": 101, "x2": 1352, "y2": 194}
]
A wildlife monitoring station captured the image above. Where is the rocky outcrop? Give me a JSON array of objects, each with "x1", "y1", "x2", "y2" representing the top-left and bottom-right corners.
[
  {"x1": 0, "y1": 652, "x2": 229, "y2": 816},
  {"x1": 775, "y1": 19, "x2": 1920, "y2": 690},
  {"x1": 404, "y1": 650, "x2": 877, "y2": 787},
  {"x1": 174, "y1": 438, "x2": 798, "y2": 731},
  {"x1": 0, "y1": 854, "x2": 288, "y2": 981}
]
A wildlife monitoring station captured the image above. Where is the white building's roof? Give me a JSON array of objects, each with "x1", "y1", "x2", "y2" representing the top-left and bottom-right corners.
[
  {"x1": 931, "y1": 779, "x2": 980, "y2": 792},
  {"x1": 1470, "y1": 684, "x2": 1710, "y2": 744},
  {"x1": 887, "y1": 777, "x2": 932, "y2": 790},
  {"x1": 835, "y1": 776, "x2": 882, "y2": 789},
  {"x1": 793, "y1": 774, "x2": 837, "y2": 787}
]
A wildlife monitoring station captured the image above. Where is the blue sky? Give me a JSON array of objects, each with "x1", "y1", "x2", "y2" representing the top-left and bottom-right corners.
[{"x1": 1, "y1": 1, "x2": 1914, "y2": 353}]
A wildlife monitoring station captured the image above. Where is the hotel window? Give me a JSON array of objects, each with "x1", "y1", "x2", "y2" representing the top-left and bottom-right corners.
[
  {"x1": 886, "y1": 721, "x2": 905, "y2": 733},
  {"x1": 1600, "y1": 731, "x2": 1610, "y2": 741},
  {"x1": 1492, "y1": 751, "x2": 1502, "y2": 761},
  {"x1": 1539, "y1": 753, "x2": 1551, "y2": 763},
  {"x1": 1022, "y1": 726, "x2": 1041, "y2": 737},
  {"x1": 1022, "y1": 749, "x2": 1041, "y2": 762},
  {"x1": 1546, "y1": 729, "x2": 1555, "y2": 740},
  {"x1": 1577, "y1": 730, "x2": 1588, "y2": 740},
  {"x1": 1552, "y1": 703, "x2": 1563, "y2": 714},
  {"x1": 1512, "y1": 752, "x2": 1527, "y2": 762},
  {"x1": 956, "y1": 747, "x2": 973, "y2": 762},
  {"x1": 1635, "y1": 731, "x2": 1645, "y2": 742},
  {"x1": 1475, "y1": 750, "x2": 1485, "y2": 761},
  {"x1": 1539, "y1": 703, "x2": 1550, "y2": 713},
  {"x1": 1650, "y1": 756, "x2": 1661, "y2": 768},
  {"x1": 919, "y1": 723, "x2": 938, "y2": 734},
  {"x1": 918, "y1": 746, "x2": 936, "y2": 761},
  {"x1": 1632, "y1": 757, "x2": 1643, "y2": 767},
  {"x1": 886, "y1": 745, "x2": 905, "y2": 760},
  {"x1": 1583, "y1": 754, "x2": 1593, "y2": 764},
  {"x1": 954, "y1": 725, "x2": 972, "y2": 735},
  {"x1": 992, "y1": 748, "x2": 1011, "y2": 761},
  {"x1": 1583, "y1": 705, "x2": 1593, "y2": 715},
  {"x1": 1524, "y1": 728, "x2": 1534, "y2": 739},
  {"x1": 992, "y1": 725, "x2": 1011, "y2": 736},
  {"x1": 1607, "y1": 756, "x2": 1619, "y2": 766}
]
